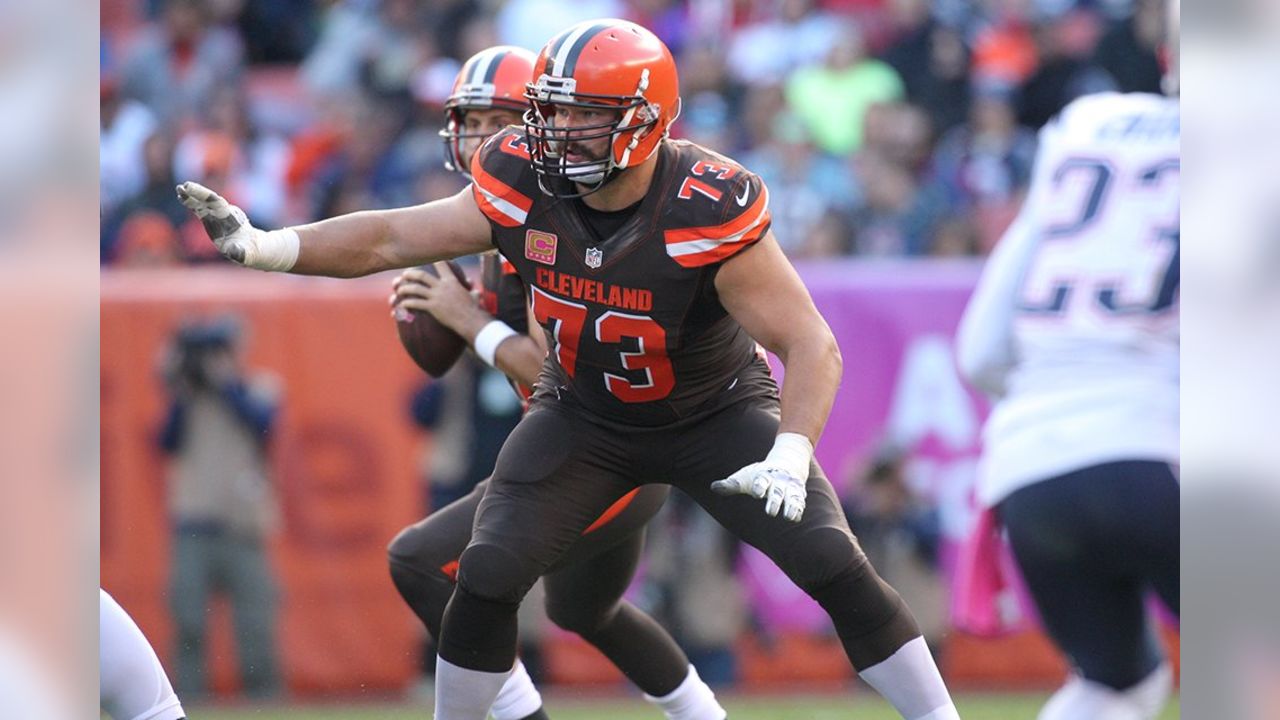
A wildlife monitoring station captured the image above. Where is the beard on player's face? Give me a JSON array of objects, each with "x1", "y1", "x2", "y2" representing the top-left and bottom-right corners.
[
  {"x1": 564, "y1": 139, "x2": 609, "y2": 163},
  {"x1": 547, "y1": 105, "x2": 618, "y2": 163}
]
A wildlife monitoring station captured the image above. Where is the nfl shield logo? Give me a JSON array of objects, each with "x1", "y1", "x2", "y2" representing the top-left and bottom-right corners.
[{"x1": 585, "y1": 247, "x2": 604, "y2": 268}]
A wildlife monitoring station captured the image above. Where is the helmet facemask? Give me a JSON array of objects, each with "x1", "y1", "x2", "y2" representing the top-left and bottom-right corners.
[
  {"x1": 523, "y1": 72, "x2": 661, "y2": 198},
  {"x1": 439, "y1": 84, "x2": 525, "y2": 181}
]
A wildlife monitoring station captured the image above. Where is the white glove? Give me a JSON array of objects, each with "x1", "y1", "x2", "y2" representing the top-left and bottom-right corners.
[
  {"x1": 175, "y1": 181, "x2": 299, "y2": 271},
  {"x1": 710, "y1": 433, "x2": 813, "y2": 522}
]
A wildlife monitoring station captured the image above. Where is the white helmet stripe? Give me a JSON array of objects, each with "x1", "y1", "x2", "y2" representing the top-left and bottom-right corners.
[
  {"x1": 470, "y1": 48, "x2": 500, "y2": 88},
  {"x1": 551, "y1": 22, "x2": 599, "y2": 76}
]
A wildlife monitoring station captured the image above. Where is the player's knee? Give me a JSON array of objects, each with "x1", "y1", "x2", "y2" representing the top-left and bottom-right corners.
[
  {"x1": 388, "y1": 522, "x2": 430, "y2": 565},
  {"x1": 386, "y1": 525, "x2": 460, "y2": 633},
  {"x1": 806, "y1": 555, "x2": 902, "y2": 625},
  {"x1": 780, "y1": 526, "x2": 866, "y2": 593},
  {"x1": 455, "y1": 542, "x2": 541, "y2": 605},
  {"x1": 387, "y1": 520, "x2": 460, "y2": 579}
]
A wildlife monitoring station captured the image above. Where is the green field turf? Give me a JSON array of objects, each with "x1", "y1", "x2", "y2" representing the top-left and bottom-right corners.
[{"x1": 186, "y1": 691, "x2": 1179, "y2": 719}]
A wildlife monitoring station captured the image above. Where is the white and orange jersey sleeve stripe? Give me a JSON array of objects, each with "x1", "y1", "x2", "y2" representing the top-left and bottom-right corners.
[
  {"x1": 664, "y1": 183, "x2": 771, "y2": 268},
  {"x1": 470, "y1": 150, "x2": 533, "y2": 228}
]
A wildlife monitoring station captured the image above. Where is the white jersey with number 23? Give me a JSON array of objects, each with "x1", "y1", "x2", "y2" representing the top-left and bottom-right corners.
[{"x1": 958, "y1": 92, "x2": 1180, "y2": 507}]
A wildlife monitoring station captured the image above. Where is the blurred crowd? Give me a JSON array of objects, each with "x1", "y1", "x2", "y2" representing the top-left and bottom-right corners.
[{"x1": 100, "y1": 0, "x2": 1167, "y2": 266}]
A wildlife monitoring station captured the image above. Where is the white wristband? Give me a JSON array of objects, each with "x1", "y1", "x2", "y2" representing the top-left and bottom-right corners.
[
  {"x1": 251, "y1": 227, "x2": 300, "y2": 272},
  {"x1": 473, "y1": 320, "x2": 518, "y2": 368},
  {"x1": 765, "y1": 432, "x2": 814, "y2": 480}
]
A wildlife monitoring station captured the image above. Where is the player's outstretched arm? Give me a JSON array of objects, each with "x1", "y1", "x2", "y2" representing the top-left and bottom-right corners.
[
  {"x1": 955, "y1": 201, "x2": 1040, "y2": 397},
  {"x1": 710, "y1": 231, "x2": 842, "y2": 522},
  {"x1": 176, "y1": 183, "x2": 494, "y2": 278}
]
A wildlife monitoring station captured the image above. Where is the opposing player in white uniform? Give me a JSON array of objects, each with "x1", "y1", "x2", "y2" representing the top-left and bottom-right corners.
[
  {"x1": 956, "y1": 3, "x2": 1179, "y2": 718},
  {"x1": 100, "y1": 589, "x2": 187, "y2": 720}
]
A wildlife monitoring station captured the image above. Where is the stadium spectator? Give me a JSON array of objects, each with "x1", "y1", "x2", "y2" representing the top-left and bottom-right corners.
[
  {"x1": 929, "y1": 80, "x2": 1037, "y2": 251},
  {"x1": 100, "y1": 75, "x2": 158, "y2": 218},
  {"x1": 234, "y1": 0, "x2": 319, "y2": 64},
  {"x1": 103, "y1": 132, "x2": 190, "y2": 264},
  {"x1": 1016, "y1": 8, "x2": 1116, "y2": 129},
  {"x1": 669, "y1": 44, "x2": 732, "y2": 110},
  {"x1": 784, "y1": 20, "x2": 905, "y2": 155},
  {"x1": 927, "y1": 214, "x2": 981, "y2": 257},
  {"x1": 736, "y1": 83, "x2": 789, "y2": 153},
  {"x1": 739, "y1": 112, "x2": 861, "y2": 258},
  {"x1": 879, "y1": 0, "x2": 972, "y2": 133},
  {"x1": 298, "y1": 0, "x2": 386, "y2": 99},
  {"x1": 969, "y1": 9, "x2": 1040, "y2": 90},
  {"x1": 726, "y1": 0, "x2": 842, "y2": 86},
  {"x1": 1092, "y1": 0, "x2": 1166, "y2": 94},
  {"x1": 112, "y1": 210, "x2": 183, "y2": 267},
  {"x1": 421, "y1": 0, "x2": 486, "y2": 62},
  {"x1": 157, "y1": 317, "x2": 283, "y2": 700},
  {"x1": 931, "y1": 82, "x2": 1036, "y2": 209},
  {"x1": 173, "y1": 84, "x2": 292, "y2": 229},
  {"x1": 117, "y1": 0, "x2": 245, "y2": 125},
  {"x1": 845, "y1": 151, "x2": 949, "y2": 256},
  {"x1": 861, "y1": 102, "x2": 934, "y2": 176},
  {"x1": 101, "y1": 0, "x2": 1168, "y2": 266},
  {"x1": 304, "y1": 96, "x2": 421, "y2": 218}
]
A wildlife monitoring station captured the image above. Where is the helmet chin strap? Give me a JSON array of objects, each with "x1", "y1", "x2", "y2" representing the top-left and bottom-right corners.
[
  {"x1": 562, "y1": 158, "x2": 608, "y2": 186},
  {"x1": 614, "y1": 69, "x2": 651, "y2": 171}
]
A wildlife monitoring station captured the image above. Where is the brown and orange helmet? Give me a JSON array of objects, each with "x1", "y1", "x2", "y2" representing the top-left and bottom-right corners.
[
  {"x1": 524, "y1": 20, "x2": 681, "y2": 197},
  {"x1": 441, "y1": 45, "x2": 537, "y2": 178}
]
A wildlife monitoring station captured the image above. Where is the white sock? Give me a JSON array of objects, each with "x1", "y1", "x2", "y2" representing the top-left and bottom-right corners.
[
  {"x1": 490, "y1": 660, "x2": 544, "y2": 720},
  {"x1": 857, "y1": 636, "x2": 959, "y2": 720},
  {"x1": 1039, "y1": 675, "x2": 1135, "y2": 720},
  {"x1": 1122, "y1": 662, "x2": 1173, "y2": 719},
  {"x1": 1038, "y1": 663, "x2": 1173, "y2": 720},
  {"x1": 434, "y1": 656, "x2": 512, "y2": 720},
  {"x1": 642, "y1": 665, "x2": 727, "y2": 720},
  {"x1": 99, "y1": 589, "x2": 187, "y2": 720}
]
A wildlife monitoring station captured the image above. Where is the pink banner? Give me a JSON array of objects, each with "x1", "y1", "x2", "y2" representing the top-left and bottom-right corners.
[{"x1": 741, "y1": 260, "x2": 992, "y2": 631}]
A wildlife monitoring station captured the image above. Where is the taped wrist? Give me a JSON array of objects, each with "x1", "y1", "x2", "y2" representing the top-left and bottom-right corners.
[
  {"x1": 249, "y1": 227, "x2": 300, "y2": 272},
  {"x1": 765, "y1": 432, "x2": 814, "y2": 480}
]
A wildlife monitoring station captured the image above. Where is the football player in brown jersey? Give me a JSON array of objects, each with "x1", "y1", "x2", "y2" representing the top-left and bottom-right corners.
[
  {"x1": 177, "y1": 19, "x2": 958, "y2": 720},
  {"x1": 385, "y1": 45, "x2": 727, "y2": 720}
]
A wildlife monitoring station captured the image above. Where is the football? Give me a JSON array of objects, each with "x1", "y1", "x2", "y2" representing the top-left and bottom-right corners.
[{"x1": 394, "y1": 260, "x2": 473, "y2": 377}]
